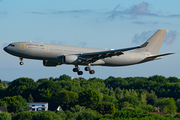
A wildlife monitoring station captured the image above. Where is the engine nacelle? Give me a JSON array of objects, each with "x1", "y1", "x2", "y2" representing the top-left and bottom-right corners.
[
  {"x1": 43, "y1": 60, "x2": 58, "y2": 67},
  {"x1": 63, "y1": 55, "x2": 81, "y2": 64}
]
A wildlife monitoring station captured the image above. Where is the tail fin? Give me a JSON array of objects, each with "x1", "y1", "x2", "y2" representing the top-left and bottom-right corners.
[{"x1": 135, "y1": 29, "x2": 167, "y2": 55}]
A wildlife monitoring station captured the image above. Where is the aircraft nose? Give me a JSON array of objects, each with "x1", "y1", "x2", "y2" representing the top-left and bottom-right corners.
[{"x1": 3, "y1": 46, "x2": 8, "y2": 52}]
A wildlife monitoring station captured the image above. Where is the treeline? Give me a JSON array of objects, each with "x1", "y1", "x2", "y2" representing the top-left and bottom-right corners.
[{"x1": 0, "y1": 75, "x2": 180, "y2": 120}]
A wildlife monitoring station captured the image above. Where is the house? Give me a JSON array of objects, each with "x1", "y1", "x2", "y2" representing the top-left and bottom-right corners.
[
  {"x1": 48, "y1": 105, "x2": 63, "y2": 112},
  {"x1": 28, "y1": 102, "x2": 63, "y2": 112},
  {"x1": 29, "y1": 102, "x2": 48, "y2": 111},
  {"x1": 0, "y1": 107, "x2": 8, "y2": 112}
]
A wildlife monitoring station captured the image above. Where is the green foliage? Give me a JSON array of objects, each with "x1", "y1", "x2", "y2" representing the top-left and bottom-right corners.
[
  {"x1": 70, "y1": 105, "x2": 85, "y2": 113},
  {"x1": 58, "y1": 74, "x2": 71, "y2": 81},
  {"x1": 7, "y1": 95, "x2": 29, "y2": 113},
  {"x1": 33, "y1": 111, "x2": 61, "y2": 120},
  {"x1": 77, "y1": 109, "x2": 102, "y2": 120},
  {"x1": 97, "y1": 102, "x2": 116, "y2": 115},
  {"x1": 36, "y1": 80, "x2": 62, "y2": 104},
  {"x1": 102, "y1": 94, "x2": 117, "y2": 103},
  {"x1": 1, "y1": 75, "x2": 180, "y2": 119},
  {"x1": 58, "y1": 90, "x2": 78, "y2": 110},
  {"x1": 176, "y1": 99, "x2": 180, "y2": 112},
  {"x1": 65, "y1": 110, "x2": 78, "y2": 120},
  {"x1": 37, "y1": 78, "x2": 49, "y2": 83},
  {"x1": 156, "y1": 98, "x2": 177, "y2": 114},
  {"x1": 0, "y1": 112, "x2": 11, "y2": 120},
  {"x1": 28, "y1": 93, "x2": 34, "y2": 102},
  {"x1": 113, "y1": 109, "x2": 149, "y2": 118},
  {"x1": 140, "y1": 104, "x2": 155, "y2": 112},
  {"x1": 56, "y1": 111, "x2": 67, "y2": 119},
  {"x1": 104, "y1": 76, "x2": 128, "y2": 89},
  {"x1": 0, "y1": 100, "x2": 7, "y2": 107},
  {"x1": 13, "y1": 111, "x2": 33, "y2": 120},
  {"x1": 3, "y1": 95, "x2": 29, "y2": 113},
  {"x1": 79, "y1": 89, "x2": 102, "y2": 109},
  {"x1": 0, "y1": 83, "x2": 8, "y2": 90},
  {"x1": 38, "y1": 88, "x2": 52, "y2": 102},
  {"x1": 7, "y1": 77, "x2": 37, "y2": 100},
  {"x1": 146, "y1": 90, "x2": 157, "y2": 105},
  {"x1": 119, "y1": 96, "x2": 141, "y2": 108}
]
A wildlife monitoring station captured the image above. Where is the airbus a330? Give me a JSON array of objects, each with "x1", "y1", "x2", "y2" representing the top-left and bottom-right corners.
[{"x1": 4, "y1": 29, "x2": 174, "y2": 75}]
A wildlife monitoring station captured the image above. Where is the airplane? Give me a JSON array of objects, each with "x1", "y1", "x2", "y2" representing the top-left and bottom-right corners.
[{"x1": 3, "y1": 29, "x2": 174, "y2": 75}]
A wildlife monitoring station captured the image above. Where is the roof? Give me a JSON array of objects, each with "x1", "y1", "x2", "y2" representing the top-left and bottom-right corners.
[{"x1": 0, "y1": 107, "x2": 8, "y2": 112}]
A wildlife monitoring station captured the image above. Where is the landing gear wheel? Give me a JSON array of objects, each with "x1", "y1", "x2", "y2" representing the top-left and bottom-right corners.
[
  {"x1": 84, "y1": 67, "x2": 90, "y2": 71},
  {"x1": 78, "y1": 71, "x2": 83, "y2": 75},
  {"x1": 73, "y1": 68, "x2": 78, "y2": 72},
  {"x1": 89, "y1": 70, "x2": 95, "y2": 74},
  {"x1": 20, "y1": 62, "x2": 24, "y2": 65}
]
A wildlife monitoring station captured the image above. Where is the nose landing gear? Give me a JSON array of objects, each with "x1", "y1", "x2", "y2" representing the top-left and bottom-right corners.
[{"x1": 19, "y1": 57, "x2": 24, "y2": 65}]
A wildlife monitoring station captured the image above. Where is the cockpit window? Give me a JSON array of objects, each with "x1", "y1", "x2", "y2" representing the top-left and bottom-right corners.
[{"x1": 8, "y1": 44, "x2": 15, "y2": 47}]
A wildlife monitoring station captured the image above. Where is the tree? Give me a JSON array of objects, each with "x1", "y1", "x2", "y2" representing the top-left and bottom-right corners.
[
  {"x1": 0, "y1": 112, "x2": 11, "y2": 120},
  {"x1": 168, "y1": 76, "x2": 180, "y2": 83},
  {"x1": 70, "y1": 105, "x2": 85, "y2": 113},
  {"x1": 33, "y1": 111, "x2": 61, "y2": 120},
  {"x1": 13, "y1": 111, "x2": 33, "y2": 120},
  {"x1": 118, "y1": 96, "x2": 141, "y2": 108},
  {"x1": 113, "y1": 109, "x2": 149, "y2": 118},
  {"x1": 28, "y1": 93, "x2": 34, "y2": 102},
  {"x1": 102, "y1": 94, "x2": 117, "y2": 103},
  {"x1": 157, "y1": 98, "x2": 177, "y2": 114},
  {"x1": 97, "y1": 102, "x2": 115, "y2": 115},
  {"x1": 4, "y1": 95, "x2": 29, "y2": 113},
  {"x1": 59, "y1": 74, "x2": 71, "y2": 81},
  {"x1": 38, "y1": 88, "x2": 52, "y2": 102},
  {"x1": 0, "y1": 100, "x2": 7, "y2": 107},
  {"x1": 146, "y1": 91, "x2": 157, "y2": 105},
  {"x1": 77, "y1": 109, "x2": 102, "y2": 120},
  {"x1": 8, "y1": 101, "x2": 22, "y2": 113},
  {"x1": 176, "y1": 99, "x2": 180, "y2": 112},
  {"x1": 36, "y1": 80, "x2": 62, "y2": 104},
  {"x1": 58, "y1": 90, "x2": 78, "y2": 110},
  {"x1": 140, "y1": 93, "x2": 147, "y2": 105},
  {"x1": 37, "y1": 78, "x2": 49, "y2": 83},
  {"x1": 148, "y1": 75, "x2": 168, "y2": 83},
  {"x1": 7, "y1": 77, "x2": 37, "y2": 100},
  {"x1": 79, "y1": 89, "x2": 102, "y2": 110}
]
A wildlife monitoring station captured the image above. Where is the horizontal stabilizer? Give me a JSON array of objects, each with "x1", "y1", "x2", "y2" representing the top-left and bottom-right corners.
[{"x1": 146, "y1": 53, "x2": 174, "y2": 60}]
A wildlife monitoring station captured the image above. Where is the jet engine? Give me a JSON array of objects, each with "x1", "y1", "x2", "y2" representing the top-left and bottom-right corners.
[
  {"x1": 43, "y1": 60, "x2": 58, "y2": 67},
  {"x1": 63, "y1": 55, "x2": 81, "y2": 64}
]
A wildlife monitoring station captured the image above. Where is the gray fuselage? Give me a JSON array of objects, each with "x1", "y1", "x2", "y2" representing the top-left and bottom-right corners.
[{"x1": 4, "y1": 42, "x2": 149, "y2": 66}]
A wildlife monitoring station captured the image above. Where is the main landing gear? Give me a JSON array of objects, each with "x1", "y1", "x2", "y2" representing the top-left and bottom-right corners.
[
  {"x1": 19, "y1": 57, "x2": 24, "y2": 65},
  {"x1": 73, "y1": 65, "x2": 83, "y2": 75},
  {"x1": 73, "y1": 64, "x2": 95, "y2": 75}
]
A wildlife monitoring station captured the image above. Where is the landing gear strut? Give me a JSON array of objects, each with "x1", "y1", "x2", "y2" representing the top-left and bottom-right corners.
[
  {"x1": 19, "y1": 57, "x2": 24, "y2": 65},
  {"x1": 73, "y1": 65, "x2": 83, "y2": 75}
]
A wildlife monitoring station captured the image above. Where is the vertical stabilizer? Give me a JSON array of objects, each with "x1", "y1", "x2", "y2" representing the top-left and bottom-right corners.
[{"x1": 135, "y1": 29, "x2": 167, "y2": 55}]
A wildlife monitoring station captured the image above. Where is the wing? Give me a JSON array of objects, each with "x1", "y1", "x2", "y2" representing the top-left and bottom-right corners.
[{"x1": 79, "y1": 45, "x2": 144, "y2": 63}]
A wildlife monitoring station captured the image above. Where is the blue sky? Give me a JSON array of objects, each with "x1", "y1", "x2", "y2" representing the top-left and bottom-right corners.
[{"x1": 0, "y1": 0, "x2": 180, "y2": 81}]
